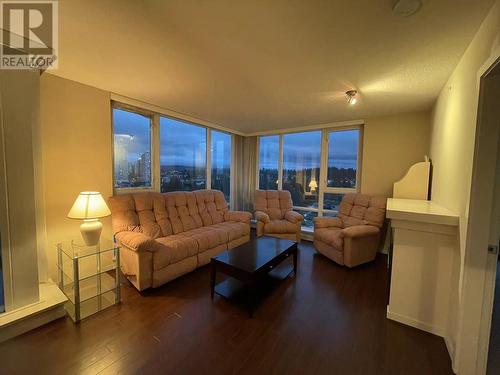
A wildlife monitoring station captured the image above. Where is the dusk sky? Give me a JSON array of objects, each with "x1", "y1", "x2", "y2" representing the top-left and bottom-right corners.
[
  {"x1": 114, "y1": 109, "x2": 230, "y2": 167},
  {"x1": 260, "y1": 130, "x2": 358, "y2": 169},
  {"x1": 115, "y1": 108, "x2": 358, "y2": 169}
]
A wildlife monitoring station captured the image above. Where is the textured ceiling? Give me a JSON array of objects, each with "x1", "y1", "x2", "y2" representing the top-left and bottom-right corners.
[{"x1": 51, "y1": 0, "x2": 495, "y2": 133}]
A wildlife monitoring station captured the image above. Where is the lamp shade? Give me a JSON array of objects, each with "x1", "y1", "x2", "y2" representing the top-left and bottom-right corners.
[
  {"x1": 309, "y1": 180, "x2": 318, "y2": 189},
  {"x1": 67, "y1": 192, "x2": 111, "y2": 219}
]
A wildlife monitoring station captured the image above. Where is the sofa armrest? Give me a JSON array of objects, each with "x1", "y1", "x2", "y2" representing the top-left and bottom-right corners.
[
  {"x1": 115, "y1": 231, "x2": 159, "y2": 252},
  {"x1": 314, "y1": 217, "x2": 343, "y2": 229},
  {"x1": 341, "y1": 225, "x2": 379, "y2": 239},
  {"x1": 254, "y1": 210, "x2": 271, "y2": 224},
  {"x1": 285, "y1": 211, "x2": 304, "y2": 223},
  {"x1": 225, "y1": 210, "x2": 252, "y2": 224}
]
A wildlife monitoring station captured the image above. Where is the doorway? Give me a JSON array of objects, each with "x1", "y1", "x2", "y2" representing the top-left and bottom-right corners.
[
  {"x1": 486, "y1": 64, "x2": 500, "y2": 374},
  {"x1": 465, "y1": 57, "x2": 500, "y2": 374}
]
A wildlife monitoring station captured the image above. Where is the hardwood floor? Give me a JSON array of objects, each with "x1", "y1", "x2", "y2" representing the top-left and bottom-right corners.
[{"x1": 0, "y1": 238, "x2": 453, "y2": 375}]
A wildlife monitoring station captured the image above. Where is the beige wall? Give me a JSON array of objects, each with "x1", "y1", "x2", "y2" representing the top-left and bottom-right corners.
[
  {"x1": 429, "y1": 1, "x2": 500, "y2": 372},
  {"x1": 361, "y1": 111, "x2": 430, "y2": 197},
  {"x1": 40, "y1": 74, "x2": 112, "y2": 279}
]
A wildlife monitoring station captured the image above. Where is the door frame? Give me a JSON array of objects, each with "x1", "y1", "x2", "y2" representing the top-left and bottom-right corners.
[{"x1": 456, "y1": 45, "x2": 500, "y2": 374}]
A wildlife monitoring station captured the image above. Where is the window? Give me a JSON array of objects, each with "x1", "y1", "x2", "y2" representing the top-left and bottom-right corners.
[
  {"x1": 160, "y1": 117, "x2": 207, "y2": 192},
  {"x1": 113, "y1": 108, "x2": 152, "y2": 189},
  {"x1": 112, "y1": 102, "x2": 234, "y2": 204},
  {"x1": 211, "y1": 131, "x2": 232, "y2": 202},
  {"x1": 258, "y1": 135, "x2": 279, "y2": 190},
  {"x1": 327, "y1": 130, "x2": 359, "y2": 189},
  {"x1": 256, "y1": 127, "x2": 362, "y2": 229},
  {"x1": 282, "y1": 131, "x2": 321, "y2": 209}
]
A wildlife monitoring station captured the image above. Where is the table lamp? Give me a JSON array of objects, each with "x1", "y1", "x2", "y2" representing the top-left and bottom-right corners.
[
  {"x1": 309, "y1": 179, "x2": 318, "y2": 193},
  {"x1": 67, "y1": 191, "x2": 111, "y2": 246}
]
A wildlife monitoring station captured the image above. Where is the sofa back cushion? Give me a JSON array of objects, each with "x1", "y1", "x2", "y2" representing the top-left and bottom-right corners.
[
  {"x1": 338, "y1": 193, "x2": 386, "y2": 228},
  {"x1": 109, "y1": 189, "x2": 229, "y2": 238},
  {"x1": 194, "y1": 190, "x2": 228, "y2": 226},
  {"x1": 254, "y1": 190, "x2": 293, "y2": 220},
  {"x1": 108, "y1": 193, "x2": 162, "y2": 238}
]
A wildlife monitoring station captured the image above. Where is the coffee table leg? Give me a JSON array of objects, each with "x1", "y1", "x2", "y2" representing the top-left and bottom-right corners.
[
  {"x1": 247, "y1": 280, "x2": 256, "y2": 318},
  {"x1": 293, "y1": 245, "x2": 298, "y2": 276},
  {"x1": 210, "y1": 260, "x2": 216, "y2": 300}
]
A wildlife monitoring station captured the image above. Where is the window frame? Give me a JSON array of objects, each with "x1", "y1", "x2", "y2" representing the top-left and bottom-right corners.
[
  {"x1": 255, "y1": 125, "x2": 363, "y2": 228},
  {"x1": 112, "y1": 101, "x2": 235, "y2": 207},
  {"x1": 209, "y1": 129, "x2": 233, "y2": 204},
  {"x1": 112, "y1": 102, "x2": 156, "y2": 193}
]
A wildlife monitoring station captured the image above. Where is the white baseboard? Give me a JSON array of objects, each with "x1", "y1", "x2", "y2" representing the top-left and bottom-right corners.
[
  {"x1": 0, "y1": 281, "x2": 67, "y2": 343},
  {"x1": 386, "y1": 306, "x2": 445, "y2": 337}
]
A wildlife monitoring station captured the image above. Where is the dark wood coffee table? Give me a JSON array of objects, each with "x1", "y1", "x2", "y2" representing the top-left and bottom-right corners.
[{"x1": 210, "y1": 236, "x2": 298, "y2": 317}]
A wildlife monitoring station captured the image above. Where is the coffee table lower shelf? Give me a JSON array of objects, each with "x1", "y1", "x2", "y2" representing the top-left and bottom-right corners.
[{"x1": 214, "y1": 262, "x2": 294, "y2": 301}]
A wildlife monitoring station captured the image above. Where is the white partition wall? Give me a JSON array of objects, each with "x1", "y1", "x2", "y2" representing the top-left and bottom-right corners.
[{"x1": 0, "y1": 70, "x2": 41, "y2": 311}]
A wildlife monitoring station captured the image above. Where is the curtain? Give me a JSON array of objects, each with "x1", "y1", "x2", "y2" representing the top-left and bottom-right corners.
[{"x1": 232, "y1": 135, "x2": 257, "y2": 212}]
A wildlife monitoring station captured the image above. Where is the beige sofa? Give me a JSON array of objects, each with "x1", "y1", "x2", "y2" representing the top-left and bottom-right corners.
[
  {"x1": 108, "y1": 190, "x2": 251, "y2": 291},
  {"x1": 313, "y1": 193, "x2": 386, "y2": 267},
  {"x1": 254, "y1": 190, "x2": 304, "y2": 242}
]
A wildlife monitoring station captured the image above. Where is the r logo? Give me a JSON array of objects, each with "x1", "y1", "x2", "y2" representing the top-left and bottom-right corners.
[{"x1": 0, "y1": 1, "x2": 58, "y2": 69}]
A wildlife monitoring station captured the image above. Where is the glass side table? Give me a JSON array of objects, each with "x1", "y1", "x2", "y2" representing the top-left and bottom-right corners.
[{"x1": 56, "y1": 238, "x2": 120, "y2": 322}]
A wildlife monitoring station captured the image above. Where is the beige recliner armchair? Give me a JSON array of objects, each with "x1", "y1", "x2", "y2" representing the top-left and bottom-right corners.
[
  {"x1": 313, "y1": 193, "x2": 386, "y2": 267},
  {"x1": 254, "y1": 190, "x2": 304, "y2": 242}
]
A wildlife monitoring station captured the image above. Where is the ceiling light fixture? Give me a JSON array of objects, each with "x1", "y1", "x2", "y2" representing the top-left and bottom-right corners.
[
  {"x1": 392, "y1": 0, "x2": 422, "y2": 17},
  {"x1": 345, "y1": 90, "x2": 358, "y2": 105}
]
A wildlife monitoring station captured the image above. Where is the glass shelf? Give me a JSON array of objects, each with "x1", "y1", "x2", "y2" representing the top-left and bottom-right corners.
[{"x1": 56, "y1": 238, "x2": 121, "y2": 322}]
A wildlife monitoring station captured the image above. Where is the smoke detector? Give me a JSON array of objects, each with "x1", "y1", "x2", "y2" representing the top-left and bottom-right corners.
[{"x1": 393, "y1": 0, "x2": 422, "y2": 17}]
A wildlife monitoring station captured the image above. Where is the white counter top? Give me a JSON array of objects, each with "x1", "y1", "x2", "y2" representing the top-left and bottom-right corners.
[{"x1": 386, "y1": 198, "x2": 459, "y2": 226}]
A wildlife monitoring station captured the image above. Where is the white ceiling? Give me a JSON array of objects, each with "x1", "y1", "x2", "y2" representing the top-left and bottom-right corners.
[{"x1": 52, "y1": 0, "x2": 494, "y2": 133}]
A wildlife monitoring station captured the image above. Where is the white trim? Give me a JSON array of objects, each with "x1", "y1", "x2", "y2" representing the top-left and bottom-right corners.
[
  {"x1": 110, "y1": 93, "x2": 245, "y2": 136},
  {"x1": 387, "y1": 307, "x2": 445, "y2": 337},
  {"x1": 246, "y1": 119, "x2": 364, "y2": 136}
]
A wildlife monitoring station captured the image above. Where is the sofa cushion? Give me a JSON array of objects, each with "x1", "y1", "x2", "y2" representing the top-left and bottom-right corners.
[
  {"x1": 194, "y1": 190, "x2": 228, "y2": 226},
  {"x1": 314, "y1": 228, "x2": 343, "y2": 251},
  {"x1": 163, "y1": 192, "x2": 203, "y2": 234},
  {"x1": 254, "y1": 190, "x2": 293, "y2": 220},
  {"x1": 154, "y1": 235, "x2": 199, "y2": 270},
  {"x1": 108, "y1": 194, "x2": 139, "y2": 235},
  {"x1": 207, "y1": 221, "x2": 249, "y2": 242},
  {"x1": 153, "y1": 194, "x2": 174, "y2": 237},
  {"x1": 339, "y1": 193, "x2": 386, "y2": 228},
  {"x1": 264, "y1": 219, "x2": 297, "y2": 234},
  {"x1": 180, "y1": 226, "x2": 225, "y2": 253}
]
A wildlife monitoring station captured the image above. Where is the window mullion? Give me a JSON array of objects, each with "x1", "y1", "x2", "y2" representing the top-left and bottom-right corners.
[
  {"x1": 206, "y1": 128, "x2": 211, "y2": 190},
  {"x1": 278, "y1": 135, "x2": 283, "y2": 190},
  {"x1": 255, "y1": 136, "x2": 260, "y2": 189},
  {"x1": 152, "y1": 114, "x2": 160, "y2": 192},
  {"x1": 318, "y1": 129, "x2": 328, "y2": 217}
]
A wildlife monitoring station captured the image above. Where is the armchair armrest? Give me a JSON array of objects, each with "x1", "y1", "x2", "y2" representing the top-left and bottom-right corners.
[
  {"x1": 314, "y1": 216, "x2": 343, "y2": 229},
  {"x1": 115, "y1": 231, "x2": 159, "y2": 252},
  {"x1": 285, "y1": 211, "x2": 304, "y2": 223},
  {"x1": 225, "y1": 210, "x2": 252, "y2": 224},
  {"x1": 341, "y1": 225, "x2": 380, "y2": 239},
  {"x1": 254, "y1": 210, "x2": 271, "y2": 224}
]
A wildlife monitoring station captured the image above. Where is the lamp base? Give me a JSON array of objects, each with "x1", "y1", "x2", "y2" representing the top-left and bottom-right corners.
[{"x1": 80, "y1": 219, "x2": 103, "y2": 246}]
